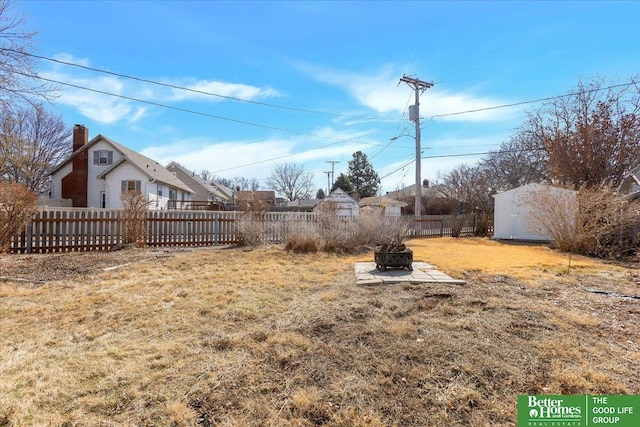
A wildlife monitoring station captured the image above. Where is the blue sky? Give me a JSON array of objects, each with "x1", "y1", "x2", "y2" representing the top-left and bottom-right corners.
[{"x1": 17, "y1": 0, "x2": 640, "y2": 195}]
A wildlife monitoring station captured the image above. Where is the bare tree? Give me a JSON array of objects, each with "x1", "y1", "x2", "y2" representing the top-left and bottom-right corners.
[
  {"x1": 0, "y1": 0, "x2": 55, "y2": 106},
  {"x1": 0, "y1": 104, "x2": 71, "y2": 192},
  {"x1": 524, "y1": 76, "x2": 640, "y2": 189},
  {"x1": 481, "y1": 131, "x2": 548, "y2": 192},
  {"x1": 437, "y1": 164, "x2": 490, "y2": 237},
  {"x1": 228, "y1": 176, "x2": 259, "y2": 191},
  {"x1": 199, "y1": 169, "x2": 212, "y2": 182},
  {"x1": 266, "y1": 163, "x2": 314, "y2": 201}
]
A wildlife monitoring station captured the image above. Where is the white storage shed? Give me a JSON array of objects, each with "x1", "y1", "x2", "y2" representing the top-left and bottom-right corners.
[{"x1": 493, "y1": 183, "x2": 576, "y2": 241}]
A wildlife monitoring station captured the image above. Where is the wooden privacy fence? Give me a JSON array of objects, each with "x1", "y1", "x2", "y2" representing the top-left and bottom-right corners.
[
  {"x1": 11, "y1": 209, "x2": 478, "y2": 254},
  {"x1": 413, "y1": 215, "x2": 476, "y2": 238}
]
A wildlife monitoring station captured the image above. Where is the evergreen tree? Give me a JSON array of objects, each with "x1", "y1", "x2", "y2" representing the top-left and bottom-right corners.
[
  {"x1": 316, "y1": 188, "x2": 326, "y2": 199},
  {"x1": 346, "y1": 151, "x2": 380, "y2": 198},
  {"x1": 331, "y1": 173, "x2": 354, "y2": 193}
]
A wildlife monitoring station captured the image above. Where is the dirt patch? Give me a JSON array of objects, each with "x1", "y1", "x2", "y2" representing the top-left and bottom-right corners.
[{"x1": 0, "y1": 246, "x2": 220, "y2": 283}]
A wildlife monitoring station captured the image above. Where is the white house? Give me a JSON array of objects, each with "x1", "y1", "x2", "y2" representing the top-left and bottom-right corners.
[
  {"x1": 358, "y1": 196, "x2": 407, "y2": 216},
  {"x1": 314, "y1": 188, "x2": 359, "y2": 216},
  {"x1": 493, "y1": 183, "x2": 577, "y2": 241},
  {"x1": 48, "y1": 125, "x2": 193, "y2": 209}
]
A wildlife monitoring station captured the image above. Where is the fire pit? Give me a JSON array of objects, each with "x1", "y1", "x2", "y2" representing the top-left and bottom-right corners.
[{"x1": 374, "y1": 248, "x2": 413, "y2": 272}]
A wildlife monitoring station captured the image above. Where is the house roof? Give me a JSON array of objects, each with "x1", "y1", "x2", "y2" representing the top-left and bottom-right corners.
[
  {"x1": 166, "y1": 161, "x2": 229, "y2": 200},
  {"x1": 50, "y1": 135, "x2": 193, "y2": 194},
  {"x1": 358, "y1": 196, "x2": 407, "y2": 208},
  {"x1": 492, "y1": 183, "x2": 577, "y2": 199},
  {"x1": 209, "y1": 181, "x2": 234, "y2": 199},
  {"x1": 385, "y1": 183, "x2": 448, "y2": 199},
  {"x1": 321, "y1": 188, "x2": 358, "y2": 204}
]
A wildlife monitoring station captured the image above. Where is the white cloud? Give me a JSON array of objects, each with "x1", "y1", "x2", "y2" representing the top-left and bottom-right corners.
[
  {"x1": 142, "y1": 138, "x2": 297, "y2": 181},
  {"x1": 169, "y1": 80, "x2": 280, "y2": 102},
  {"x1": 140, "y1": 126, "x2": 388, "y2": 193},
  {"x1": 42, "y1": 68, "x2": 140, "y2": 124},
  {"x1": 294, "y1": 62, "x2": 517, "y2": 122},
  {"x1": 43, "y1": 53, "x2": 280, "y2": 123}
]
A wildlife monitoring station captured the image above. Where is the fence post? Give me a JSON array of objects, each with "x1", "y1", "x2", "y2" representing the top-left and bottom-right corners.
[
  {"x1": 281, "y1": 214, "x2": 286, "y2": 243},
  {"x1": 440, "y1": 216, "x2": 444, "y2": 237},
  {"x1": 26, "y1": 216, "x2": 34, "y2": 254},
  {"x1": 473, "y1": 211, "x2": 477, "y2": 236},
  {"x1": 214, "y1": 214, "x2": 219, "y2": 245}
]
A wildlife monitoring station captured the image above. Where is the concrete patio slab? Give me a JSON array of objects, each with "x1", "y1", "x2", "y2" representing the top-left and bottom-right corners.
[{"x1": 355, "y1": 262, "x2": 466, "y2": 285}]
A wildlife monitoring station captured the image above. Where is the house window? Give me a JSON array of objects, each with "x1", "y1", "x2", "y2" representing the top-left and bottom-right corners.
[
  {"x1": 93, "y1": 150, "x2": 113, "y2": 165},
  {"x1": 169, "y1": 188, "x2": 176, "y2": 200},
  {"x1": 121, "y1": 180, "x2": 141, "y2": 193}
]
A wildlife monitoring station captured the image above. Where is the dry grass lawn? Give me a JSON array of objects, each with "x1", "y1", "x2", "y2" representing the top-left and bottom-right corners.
[{"x1": 0, "y1": 238, "x2": 638, "y2": 426}]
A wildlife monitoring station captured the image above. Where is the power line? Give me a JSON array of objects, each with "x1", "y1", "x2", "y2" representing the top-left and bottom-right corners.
[
  {"x1": 210, "y1": 128, "x2": 396, "y2": 174},
  {"x1": 23, "y1": 72, "x2": 297, "y2": 133},
  {"x1": 22, "y1": 71, "x2": 402, "y2": 146},
  {"x1": 22, "y1": 71, "x2": 413, "y2": 174},
  {"x1": 20, "y1": 48, "x2": 640, "y2": 125},
  {"x1": 421, "y1": 147, "x2": 545, "y2": 160},
  {"x1": 14, "y1": 49, "x2": 404, "y2": 122},
  {"x1": 370, "y1": 92, "x2": 413, "y2": 161},
  {"x1": 429, "y1": 81, "x2": 638, "y2": 120},
  {"x1": 379, "y1": 159, "x2": 416, "y2": 180},
  {"x1": 378, "y1": 147, "x2": 545, "y2": 181}
]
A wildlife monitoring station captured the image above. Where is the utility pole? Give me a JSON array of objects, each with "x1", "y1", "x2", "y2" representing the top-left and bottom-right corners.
[
  {"x1": 326, "y1": 160, "x2": 339, "y2": 188},
  {"x1": 399, "y1": 75, "x2": 433, "y2": 218},
  {"x1": 324, "y1": 171, "x2": 332, "y2": 195}
]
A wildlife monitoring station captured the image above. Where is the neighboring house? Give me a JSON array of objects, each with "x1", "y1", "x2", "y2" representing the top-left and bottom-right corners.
[
  {"x1": 493, "y1": 183, "x2": 576, "y2": 241},
  {"x1": 618, "y1": 164, "x2": 640, "y2": 200},
  {"x1": 165, "y1": 162, "x2": 230, "y2": 209},
  {"x1": 314, "y1": 188, "x2": 359, "y2": 217},
  {"x1": 385, "y1": 179, "x2": 431, "y2": 199},
  {"x1": 358, "y1": 196, "x2": 407, "y2": 217},
  {"x1": 386, "y1": 181, "x2": 461, "y2": 215},
  {"x1": 48, "y1": 125, "x2": 193, "y2": 209}
]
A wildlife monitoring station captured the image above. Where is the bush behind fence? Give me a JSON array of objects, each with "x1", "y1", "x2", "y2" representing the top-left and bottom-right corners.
[{"x1": 10, "y1": 208, "x2": 476, "y2": 254}]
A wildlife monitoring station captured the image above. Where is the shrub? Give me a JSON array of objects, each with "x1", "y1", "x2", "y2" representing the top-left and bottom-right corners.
[
  {"x1": 320, "y1": 220, "x2": 359, "y2": 254},
  {"x1": 524, "y1": 184, "x2": 640, "y2": 259},
  {"x1": 573, "y1": 186, "x2": 640, "y2": 259},
  {"x1": 0, "y1": 182, "x2": 37, "y2": 253},
  {"x1": 356, "y1": 210, "x2": 412, "y2": 250},
  {"x1": 120, "y1": 190, "x2": 150, "y2": 246},
  {"x1": 316, "y1": 208, "x2": 412, "y2": 254},
  {"x1": 284, "y1": 222, "x2": 319, "y2": 253},
  {"x1": 236, "y1": 214, "x2": 265, "y2": 247}
]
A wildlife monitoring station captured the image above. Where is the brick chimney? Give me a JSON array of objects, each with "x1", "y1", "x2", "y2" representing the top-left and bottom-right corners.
[
  {"x1": 62, "y1": 125, "x2": 89, "y2": 207},
  {"x1": 73, "y1": 124, "x2": 88, "y2": 151}
]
